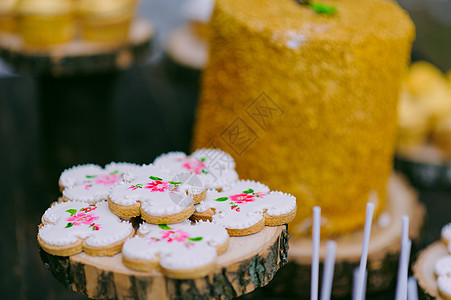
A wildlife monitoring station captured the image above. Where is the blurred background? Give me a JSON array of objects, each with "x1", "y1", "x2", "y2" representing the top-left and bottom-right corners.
[{"x1": 0, "y1": 0, "x2": 450, "y2": 299}]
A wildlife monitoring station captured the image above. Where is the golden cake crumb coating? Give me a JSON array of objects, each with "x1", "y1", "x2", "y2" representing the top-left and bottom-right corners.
[{"x1": 192, "y1": 0, "x2": 415, "y2": 236}]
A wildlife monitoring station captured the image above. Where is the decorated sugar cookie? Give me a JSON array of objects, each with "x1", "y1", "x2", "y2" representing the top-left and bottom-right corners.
[
  {"x1": 59, "y1": 162, "x2": 138, "y2": 204},
  {"x1": 435, "y1": 255, "x2": 451, "y2": 299},
  {"x1": 108, "y1": 164, "x2": 206, "y2": 224},
  {"x1": 153, "y1": 148, "x2": 239, "y2": 190},
  {"x1": 38, "y1": 201, "x2": 134, "y2": 257},
  {"x1": 192, "y1": 180, "x2": 296, "y2": 236},
  {"x1": 122, "y1": 220, "x2": 229, "y2": 278}
]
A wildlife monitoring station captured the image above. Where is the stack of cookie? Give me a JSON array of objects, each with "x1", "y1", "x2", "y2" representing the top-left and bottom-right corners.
[
  {"x1": 414, "y1": 223, "x2": 451, "y2": 299},
  {"x1": 37, "y1": 149, "x2": 297, "y2": 279}
]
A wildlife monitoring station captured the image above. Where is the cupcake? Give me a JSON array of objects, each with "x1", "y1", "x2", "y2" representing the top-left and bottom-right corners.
[
  {"x1": 16, "y1": 0, "x2": 74, "y2": 47},
  {"x1": 432, "y1": 114, "x2": 451, "y2": 157},
  {"x1": 0, "y1": 0, "x2": 18, "y2": 33},
  {"x1": 397, "y1": 87, "x2": 431, "y2": 147},
  {"x1": 406, "y1": 61, "x2": 451, "y2": 123},
  {"x1": 76, "y1": 0, "x2": 137, "y2": 44}
]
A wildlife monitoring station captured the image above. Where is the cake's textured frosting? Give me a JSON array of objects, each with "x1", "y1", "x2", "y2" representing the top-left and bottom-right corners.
[{"x1": 192, "y1": 0, "x2": 415, "y2": 236}]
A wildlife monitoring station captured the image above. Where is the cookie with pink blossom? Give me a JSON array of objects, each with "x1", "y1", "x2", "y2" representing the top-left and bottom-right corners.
[
  {"x1": 59, "y1": 162, "x2": 139, "y2": 204},
  {"x1": 192, "y1": 180, "x2": 297, "y2": 236},
  {"x1": 122, "y1": 220, "x2": 229, "y2": 278},
  {"x1": 38, "y1": 201, "x2": 134, "y2": 257},
  {"x1": 153, "y1": 148, "x2": 239, "y2": 190},
  {"x1": 108, "y1": 164, "x2": 206, "y2": 224}
]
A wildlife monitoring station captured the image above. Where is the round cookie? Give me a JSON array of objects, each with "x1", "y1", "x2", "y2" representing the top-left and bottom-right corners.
[
  {"x1": 192, "y1": 180, "x2": 296, "y2": 236},
  {"x1": 38, "y1": 201, "x2": 134, "y2": 257},
  {"x1": 122, "y1": 220, "x2": 229, "y2": 279},
  {"x1": 59, "y1": 162, "x2": 139, "y2": 204},
  {"x1": 108, "y1": 164, "x2": 206, "y2": 224},
  {"x1": 153, "y1": 148, "x2": 239, "y2": 190}
]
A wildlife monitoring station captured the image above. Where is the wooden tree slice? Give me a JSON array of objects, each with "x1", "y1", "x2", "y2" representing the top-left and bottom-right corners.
[
  {"x1": 39, "y1": 225, "x2": 288, "y2": 299},
  {"x1": 165, "y1": 24, "x2": 208, "y2": 70},
  {"x1": 395, "y1": 144, "x2": 451, "y2": 189},
  {"x1": 413, "y1": 241, "x2": 448, "y2": 300},
  {"x1": 0, "y1": 19, "x2": 155, "y2": 77},
  {"x1": 266, "y1": 173, "x2": 426, "y2": 297}
]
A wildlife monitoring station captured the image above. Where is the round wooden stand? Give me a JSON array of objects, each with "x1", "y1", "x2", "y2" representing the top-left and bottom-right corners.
[
  {"x1": 39, "y1": 225, "x2": 288, "y2": 299},
  {"x1": 413, "y1": 241, "x2": 448, "y2": 300},
  {"x1": 0, "y1": 19, "x2": 155, "y2": 76},
  {"x1": 165, "y1": 24, "x2": 208, "y2": 70},
  {"x1": 395, "y1": 144, "x2": 451, "y2": 189},
  {"x1": 266, "y1": 173, "x2": 426, "y2": 297}
]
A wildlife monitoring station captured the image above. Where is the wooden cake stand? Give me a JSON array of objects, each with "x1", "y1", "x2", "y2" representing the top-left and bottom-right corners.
[
  {"x1": 267, "y1": 173, "x2": 426, "y2": 297},
  {"x1": 0, "y1": 19, "x2": 154, "y2": 76},
  {"x1": 39, "y1": 225, "x2": 288, "y2": 299},
  {"x1": 165, "y1": 24, "x2": 207, "y2": 70},
  {"x1": 413, "y1": 241, "x2": 448, "y2": 300}
]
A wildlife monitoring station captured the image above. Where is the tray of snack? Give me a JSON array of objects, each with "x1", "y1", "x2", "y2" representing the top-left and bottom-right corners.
[
  {"x1": 0, "y1": 0, "x2": 154, "y2": 76},
  {"x1": 414, "y1": 223, "x2": 451, "y2": 299},
  {"x1": 38, "y1": 149, "x2": 296, "y2": 299},
  {"x1": 395, "y1": 61, "x2": 451, "y2": 189}
]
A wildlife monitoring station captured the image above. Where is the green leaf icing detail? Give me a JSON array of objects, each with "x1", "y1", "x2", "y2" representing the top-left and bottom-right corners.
[
  {"x1": 243, "y1": 189, "x2": 254, "y2": 194},
  {"x1": 188, "y1": 237, "x2": 203, "y2": 242},
  {"x1": 215, "y1": 197, "x2": 228, "y2": 202},
  {"x1": 201, "y1": 169, "x2": 208, "y2": 174},
  {"x1": 110, "y1": 170, "x2": 119, "y2": 175},
  {"x1": 66, "y1": 209, "x2": 77, "y2": 216},
  {"x1": 200, "y1": 157, "x2": 206, "y2": 162},
  {"x1": 168, "y1": 181, "x2": 182, "y2": 185},
  {"x1": 158, "y1": 224, "x2": 172, "y2": 230},
  {"x1": 309, "y1": 3, "x2": 336, "y2": 14},
  {"x1": 85, "y1": 175, "x2": 97, "y2": 178},
  {"x1": 149, "y1": 176, "x2": 163, "y2": 181},
  {"x1": 65, "y1": 222, "x2": 73, "y2": 228}
]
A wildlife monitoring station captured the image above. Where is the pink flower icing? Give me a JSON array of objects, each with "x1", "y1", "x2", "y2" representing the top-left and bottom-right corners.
[
  {"x1": 161, "y1": 229, "x2": 189, "y2": 243},
  {"x1": 182, "y1": 160, "x2": 206, "y2": 175},
  {"x1": 66, "y1": 212, "x2": 99, "y2": 226},
  {"x1": 230, "y1": 193, "x2": 256, "y2": 204},
  {"x1": 145, "y1": 181, "x2": 170, "y2": 192},
  {"x1": 80, "y1": 206, "x2": 97, "y2": 213},
  {"x1": 95, "y1": 173, "x2": 120, "y2": 185}
]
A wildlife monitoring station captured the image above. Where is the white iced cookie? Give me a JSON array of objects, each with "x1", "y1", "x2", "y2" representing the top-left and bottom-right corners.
[
  {"x1": 435, "y1": 256, "x2": 451, "y2": 277},
  {"x1": 192, "y1": 180, "x2": 297, "y2": 236},
  {"x1": 122, "y1": 220, "x2": 229, "y2": 278},
  {"x1": 38, "y1": 201, "x2": 134, "y2": 256},
  {"x1": 153, "y1": 148, "x2": 238, "y2": 190},
  {"x1": 108, "y1": 164, "x2": 206, "y2": 224},
  {"x1": 438, "y1": 275, "x2": 451, "y2": 300},
  {"x1": 59, "y1": 162, "x2": 138, "y2": 204}
]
